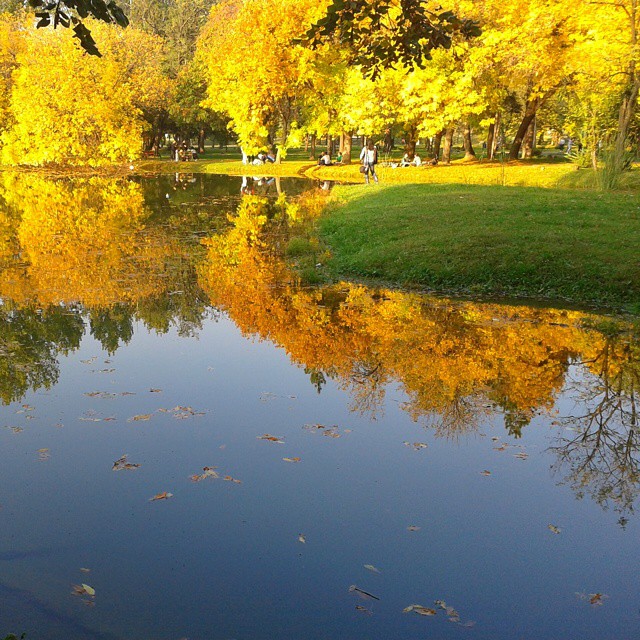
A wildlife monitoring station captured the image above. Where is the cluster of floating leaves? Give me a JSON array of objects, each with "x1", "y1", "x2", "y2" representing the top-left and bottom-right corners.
[
  {"x1": 71, "y1": 578, "x2": 95, "y2": 608},
  {"x1": 303, "y1": 424, "x2": 350, "y2": 438},
  {"x1": 85, "y1": 391, "x2": 135, "y2": 399}
]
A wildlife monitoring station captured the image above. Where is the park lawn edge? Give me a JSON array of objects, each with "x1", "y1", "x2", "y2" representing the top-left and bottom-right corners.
[{"x1": 317, "y1": 183, "x2": 640, "y2": 314}]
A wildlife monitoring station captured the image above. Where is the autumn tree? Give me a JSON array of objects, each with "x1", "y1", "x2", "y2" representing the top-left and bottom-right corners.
[{"x1": 1, "y1": 19, "x2": 171, "y2": 166}]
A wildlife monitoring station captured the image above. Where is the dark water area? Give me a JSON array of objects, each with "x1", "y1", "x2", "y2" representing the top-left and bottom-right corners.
[{"x1": 0, "y1": 172, "x2": 639, "y2": 640}]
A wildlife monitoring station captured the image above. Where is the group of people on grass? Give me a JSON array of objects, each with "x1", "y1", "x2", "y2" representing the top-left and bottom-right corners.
[
  {"x1": 250, "y1": 150, "x2": 277, "y2": 165},
  {"x1": 170, "y1": 142, "x2": 198, "y2": 162},
  {"x1": 317, "y1": 142, "x2": 437, "y2": 185}
]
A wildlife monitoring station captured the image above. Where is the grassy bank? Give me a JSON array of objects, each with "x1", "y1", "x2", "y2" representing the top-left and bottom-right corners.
[{"x1": 319, "y1": 183, "x2": 640, "y2": 312}]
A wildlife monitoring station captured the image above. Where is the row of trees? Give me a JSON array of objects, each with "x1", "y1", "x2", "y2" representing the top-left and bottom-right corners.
[
  {"x1": 0, "y1": 0, "x2": 228, "y2": 166},
  {"x1": 0, "y1": 0, "x2": 638, "y2": 169},
  {"x1": 197, "y1": 0, "x2": 640, "y2": 167}
]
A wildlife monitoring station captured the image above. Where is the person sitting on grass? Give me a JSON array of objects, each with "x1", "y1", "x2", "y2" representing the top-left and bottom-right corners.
[{"x1": 318, "y1": 151, "x2": 332, "y2": 166}]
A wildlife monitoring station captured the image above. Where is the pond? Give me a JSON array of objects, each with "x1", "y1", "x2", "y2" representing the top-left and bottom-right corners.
[{"x1": 0, "y1": 172, "x2": 638, "y2": 640}]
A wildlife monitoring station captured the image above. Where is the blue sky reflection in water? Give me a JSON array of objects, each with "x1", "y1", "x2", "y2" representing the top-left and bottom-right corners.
[{"x1": 0, "y1": 173, "x2": 639, "y2": 640}]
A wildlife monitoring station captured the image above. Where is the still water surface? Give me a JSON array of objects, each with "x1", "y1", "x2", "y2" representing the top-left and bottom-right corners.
[{"x1": 0, "y1": 172, "x2": 638, "y2": 639}]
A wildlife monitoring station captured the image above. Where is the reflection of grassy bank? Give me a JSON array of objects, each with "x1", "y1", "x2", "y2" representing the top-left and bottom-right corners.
[{"x1": 319, "y1": 183, "x2": 640, "y2": 312}]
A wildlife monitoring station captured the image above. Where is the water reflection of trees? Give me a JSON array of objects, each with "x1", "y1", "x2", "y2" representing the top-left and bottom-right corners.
[
  {"x1": 0, "y1": 303, "x2": 84, "y2": 404},
  {"x1": 551, "y1": 330, "x2": 640, "y2": 518},
  {"x1": 0, "y1": 173, "x2": 213, "y2": 400},
  {"x1": 199, "y1": 194, "x2": 640, "y2": 514}
]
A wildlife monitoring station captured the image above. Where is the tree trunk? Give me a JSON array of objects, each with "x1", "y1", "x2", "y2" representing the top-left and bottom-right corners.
[
  {"x1": 442, "y1": 128, "x2": 454, "y2": 164},
  {"x1": 462, "y1": 122, "x2": 476, "y2": 161},
  {"x1": 509, "y1": 99, "x2": 539, "y2": 160},
  {"x1": 383, "y1": 129, "x2": 394, "y2": 153},
  {"x1": 432, "y1": 129, "x2": 443, "y2": 160},
  {"x1": 523, "y1": 116, "x2": 536, "y2": 158},
  {"x1": 486, "y1": 123, "x2": 495, "y2": 161},
  {"x1": 309, "y1": 134, "x2": 316, "y2": 159},
  {"x1": 342, "y1": 130, "x2": 353, "y2": 164},
  {"x1": 612, "y1": 75, "x2": 640, "y2": 173},
  {"x1": 198, "y1": 128, "x2": 206, "y2": 154},
  {"x1": 490, "y1": 112, "x2": 501, "y2": 159},
  {"x1": 404, "y1": 124, "x2": 418, "y2": 160}
]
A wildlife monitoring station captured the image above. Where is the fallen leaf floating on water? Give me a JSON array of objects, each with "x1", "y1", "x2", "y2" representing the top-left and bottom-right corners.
[
  {"x1": 548, "y1": 524, "x2": 561, "y2": 534},
  {"x1": 403, "y1": 441, "x2": 428, "y2": 451},
  {"x1": 364, "y1": 564, "x2": 381, "y2": 574},
  {"x1": 576, "y1": 592, "x2": 609, "y2": 606},
  {"x1": 190, "y1": 467, "x2": 219, "y2": 482},
  {"x1": 355, "y1": 605, "x2": 372, "y2": 615},
  {"x1": 37, "y1": 448, "x2": 50, "y2": 461},
  {"x1": 81, "y1": 357, "x2": 98, "y2": 364},
  {"x1": 434, "y1": 599, "x2": 475, "y2": 626},
  {"x1": 112, "y1": 455, "x2": 141, "y2": 471},
  {"x1": 480, "y1": 470, "x2": 492, "y2": 476},
  {"x1": 298, "y1": 533, "x2": 306, "y2": 544},
  {"x1": 407, "y1": 525, "x2": 421, "y2": 532},
  {"x1": 128, "y1": 414, "x2": 152, "y2": 422},
  {"x1": 348, "y1": 585, "x2": 380, "y2": 601},
  {"x1": 6, "y1": 426, "x2": 23, "y2": 434},
  {"x1": 149, "y1": 388, "x2": 162, "y2": 393},
  {"x1": 22, "y1": 404, "x2": 35, "y2": 411},
  {"x1": 283, "y1": 457, "x2": 301, "y2": 463},
  {"x1": 303, "y1": 423, "x2": 347, "y2": 438},
  {"x1": 403, "y1": 604, "x2": 436, "y2": 616},
  {"x1": 149, "y1": 492, "x2": 173, "y2": 502},
  {"x1": 172, "y1": 406, "x2": 206, "y2": 419},
  {"x1": 80, "y1": 568, "x2": 91, "y2": 573},
  {"x1": 224, "y1": 475, "x2": 242, "y2": 484},
  {"x1": 258, "y1": 434, "x2": 285, "y2": 443},
  {"x1": 514, "y1": 452, "x2": 529, "y2": 460},
  {"x1": 71, "y1": 583, "x2": 95, "y2": 598}
]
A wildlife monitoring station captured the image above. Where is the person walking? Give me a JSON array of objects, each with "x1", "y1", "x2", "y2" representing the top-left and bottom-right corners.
[{"x1": 359, "y1": 141, "x2": 379, "y2": 184}]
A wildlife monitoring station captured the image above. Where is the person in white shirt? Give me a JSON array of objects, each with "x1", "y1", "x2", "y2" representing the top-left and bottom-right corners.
[{"x1": 359, "y1": 142, "x2": 379, "y2": 184}]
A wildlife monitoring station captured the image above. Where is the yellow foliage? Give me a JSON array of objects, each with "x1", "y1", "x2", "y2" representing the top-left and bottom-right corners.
[
  {"x1": 199, "y1": 193, "x2": 639, "y2": 434},
  {"x1": 0, "y1": 19, "x2": 171, "y2": 167}
]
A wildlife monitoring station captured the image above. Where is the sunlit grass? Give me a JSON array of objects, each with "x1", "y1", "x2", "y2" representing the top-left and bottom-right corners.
[{"x1": 319, "y1": 183, "x2": 640, "y2": 311}]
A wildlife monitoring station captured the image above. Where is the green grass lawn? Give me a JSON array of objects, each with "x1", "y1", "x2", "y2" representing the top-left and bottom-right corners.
[{"x1": 319, "y1": 183, "x2": 640, "y2": 311}]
